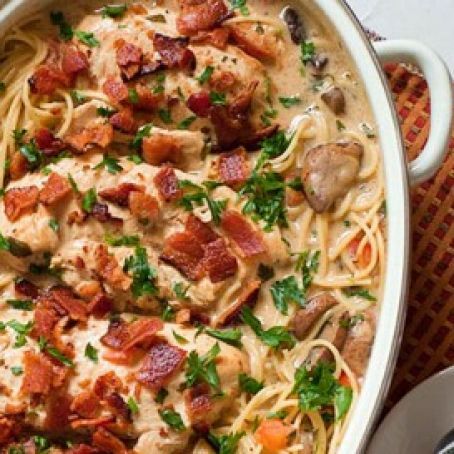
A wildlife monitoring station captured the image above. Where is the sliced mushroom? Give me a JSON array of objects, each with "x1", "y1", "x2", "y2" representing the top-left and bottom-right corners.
[
  {"x1": 307, "y1": 311, "x2": 349, "y2": 367},
  {"x1": 301, "y1": 141, "x2": 363, "y2": 213},
  {"x1": 341, "y1": 313, "x2": 375, "y2": 377},
  {"x1": 290, "y1": 293, "x2": 337, "y2": 340},
  {"x1": 282, "y1": 7, "x2": 307, "y2": 44},
  {"x1": 321, "y1": 86, "x2": 346, "y2": 115}
]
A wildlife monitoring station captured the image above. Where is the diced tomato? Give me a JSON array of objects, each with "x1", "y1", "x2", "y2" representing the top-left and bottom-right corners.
[
  {"x1": 348, "y1": 237, "x2": 372, "y2": 268},
  {"x1": 255, "y1": 419, "x2": 292, "y2": 453}
]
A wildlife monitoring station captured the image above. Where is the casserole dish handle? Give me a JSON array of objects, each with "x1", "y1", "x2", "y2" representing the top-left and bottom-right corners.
[{"x1": 373, "y1": 40, "x2": 453, "y2": 186}]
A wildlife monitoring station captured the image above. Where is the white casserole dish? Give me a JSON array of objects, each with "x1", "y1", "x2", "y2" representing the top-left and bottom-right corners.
[{"x1": 0, "y1": 1, "x2": 452, "y2": 452}]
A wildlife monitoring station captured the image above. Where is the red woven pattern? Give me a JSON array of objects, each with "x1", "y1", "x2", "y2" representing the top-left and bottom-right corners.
[{"x1": 383, "y1": 63, "x2": 454, "y2": 410}]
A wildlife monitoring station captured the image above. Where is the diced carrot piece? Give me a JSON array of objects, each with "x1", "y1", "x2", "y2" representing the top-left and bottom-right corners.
[{"x1": 255, "y1": 419, "x2": 292, "y2": 452}]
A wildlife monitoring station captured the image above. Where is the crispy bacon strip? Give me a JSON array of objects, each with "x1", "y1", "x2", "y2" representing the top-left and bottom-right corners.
[
  {"x1": 202, "y1": 238, "x2": 238, "y2": 283},
  {"x1": 218, "y1": 147, "x2": 250, "y2": 189},
  {"x1": 177, "y1": 0, "x2": 230, "y2": 36},
  {"x1": 4, "y1": 186, "x2": 39, "y2": 222},
  {"x1": 228, "y1": 23, "x2": 278, "y2": 60},
  {"x1": 21, "y1": 351, "x2": 54, "y2": 395},
  {"x1": 28, "y1": 65, "x2": 70, "y2": 95},
  {"x1": 92, "y1": 427, "x2": 128, "y2": 454},
  {"x1": 87, "y1": 293, "x2": 113, "y2": 318},
  {"x1": 15, "y1": 278, "x2": 39, "y2": 299},
  {"x1": 103, "y1": 77, "x2": 129, "y2": 103},
  {"x1": 93, "y1": 371, "x2": 124, "y2": 399},
  {"x1": 44, "y1": 389, "x2": 73, "y2": 431},
  {"x1": 191, "y1": 27, "x2": 230, "y2": 49},
  {"x1": 153, "y1": 33, "x2": 195, "y2": 70},
  {"x1": 120, "y1": 318, "x2": 164, "y2": 351},
  {"x1": 109, "y1": 106, "x2": 137, "y2": 133},
  {"x1": 128, "y1": 191, "x2": 160, "y2": 223},
  {"x1": 95, "y1": 244, "x2": 132, "y2": 291},
  {"x1": 61, "y1": 43, "x2": 89, "y2": 75},
  {"x1": 184, "y1": 383, "x2": 214, "y2": 426},
  {"x1": 50, "y1": 286, "x2": 88, "y2": 321},
  {"x1": 154, "y1": 166, "x2": 183, "y2": 202},
  {"x1": 101, "y1": 319, "x2": 129, "y2": 350},
  {"x1": 134, "y1": 83, "x2": 164, "y2": 111},
  {"x1": 99, "y1": 182, "x2": 144, "y2": 207},
  {"x1": 136, "y1": 342, "x2": 187, "y2": 391},
  {"x1": 115, "y1": 39, "x2": 143, "y2": 80},
  {"x1": 71, "y1": 391, "x2": 101, "y2": 419},
  {"x1": 185, "y1": 214, "x2": 219, "y2": 244},
  {"x1": 9, "y1": 152, "x2": 28, "y2": 181},
  {"x1": 32, "y1": 297, "x2": 61, "y2": 340},
  {"x1": 216, "y1": 279, "x2": 261, "y2": 326},
  {"x1": 39, "y1": 172, "x2": 72, "y2": 206},
  {"x1": 142, "y1": 134, "x2": 182, "y2": 166},
  {"x1": 66, "y1": 444, "x2": 100, "y2": 454},
  {"x1": 34, "y1": 128, "x2": 66, "y2": 157},
  {"x1": 221, "y1": 210, "x2": 266, "y2": 257},
  {"x1": 161, "y1": 231, "x2": 205, "y2": 280},
  {"x1": 65, "y1": 124, "x2": 114, "y2": 153}
]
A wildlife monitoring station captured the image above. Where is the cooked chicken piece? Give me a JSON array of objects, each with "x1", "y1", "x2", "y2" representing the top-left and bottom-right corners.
[
  {"x1": 0, "y1": 294, "x2": 248, "y2": 451},
  {"x1": 307, "y1": 311, "x2": 348, "y2": 367},
  {"x1": 341, "y1": 312, "x2": 375, "y2": 377},
  {"x1": 321, "y1": 86, "x2": 346, "y2": 115},
  {"x1": 301, "y1": 142, "x2": 363, "y2": 213},
  {"x1": 290, "y1": 293, "x2": 337, "y2": 340}
]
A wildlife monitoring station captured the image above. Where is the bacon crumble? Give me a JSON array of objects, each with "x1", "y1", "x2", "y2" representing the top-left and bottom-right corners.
[
  {"x1": 4, "y1": 186, "x2": 39, "y2": 222},
  {"x1": 218, "y1": 147, "x2": 250, "y2": 189},
  {"x1": 142, "y1": 134, "x2": 183, "y2": 166},
  {"x1": 153, "y1": 166, "x2": 183, "y2": 201},
  {"x1": 153, "y1": 33, "x2": 196, "y2": 71},
  {"x1": 39, "y1": 172, "x2": 72, "y2": 206}
]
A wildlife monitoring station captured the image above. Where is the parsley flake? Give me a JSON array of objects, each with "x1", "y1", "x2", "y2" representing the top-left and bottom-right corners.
[
  {"x1": 123, "y1": 246, "x2": 158, "y2": 297},
  {"x1": 196, "y1": 66, "x2": 214, "y2": 85},
  {"x1": 93, "y1": 154, "x2": 123, "y2": 174},
  {"x1": 238, "y1": 373, "x2": 264, "y2": 395},
  {"x1": 205, "y1": 328, "x2": 243, "y2": 348},
  {"x1": 6, "y1": 299, "x2": 34, "y2": 311},
  {"x1": 279, "y1": 96, "x2": 302, "y2": 108},
  {"x1": 185, "y1": 343, "x2": 222, "y2": 392},
  {"x1": 84, "y1": 342, "x2": 98, "y2": 363},
  {"x1": 50, "y1": 11, "x2": 73, "y2": 41},
  {"x1": 100, "y1": 4, "x2": 128, "y2": 18},
  {"x1": 75, "y1": 30, "x2": 100, "y2": 47},
  {"x1": 81, "y1": 188, "x2": 97, "y2": 213},
  {"x1": 158, "y1": 408, "x2": 185, "y2": 431},
  {"x1": 342, "y1": 287, "x2": 377, "y2": 302}
]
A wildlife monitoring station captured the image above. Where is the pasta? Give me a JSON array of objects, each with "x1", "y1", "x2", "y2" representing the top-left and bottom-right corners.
[{"x1": 0, "y1": 1, "x2": 386, "y2": 453}]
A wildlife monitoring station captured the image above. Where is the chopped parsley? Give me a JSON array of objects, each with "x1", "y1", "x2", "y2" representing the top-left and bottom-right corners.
[
  {"x1": 84, "y1": 342, "x2": 98, "y2": 363},
  {"x1": 152, "y1": 73, "x2": 166, "y2": 94},
  {"x1": 161, "y1": 304, "x2": 175, "y2": 322},
  {"x1": 177, "y1": 115, "x2": 197, "y2": 130},
  {"x1": 7, "y1": 320, "x2": 33, "y2": 348},
  {"x1": 158, "y1": 408, "x2": 185, "y2": 431},
  {"x1": 147, "y1": 14, "x2": 167, "y2": 23},
  {"x1": 97, "y1": 107, "x2": 117, "y2": 118},
  {"x1": 105, "y1": 234, "x2": 140, "y2": 247},
  {"x1": 100, "y1": 4, "x2": 128, "y2": 18},
  {"x1": 339, "y1": 313, "x2": 365, "y2": 329},
  {"x1": 196, "y1": 66, "x2": 214, "y2": 85},
  {"x1": 128, "y1": 153, "x2": 143, "y2": 164},
  {"x1": 238, "y1": 373, "x2": 264, "y2": 395},
  {"x1": 301, "y1": 40, "x2": 316, "y2": 65},
  {"x1": 67, "y1": 173, "x2": 80, "y2": 194},
  {"x1": 20, "y1": 140, "x2": 42, "y2": 170},
  {"x1": 205, "y1": 328, "x2": 243, "y2": 348},
  {"x1": 131, "y1": 123, "x2": 152, "y2": 149},
  {"x1": 172, "y1": 330, "x2": 188, "y2": 345},
  {"x1": 12, "y1": 128, "x2": 27, "y2": 144},
  {"x1": 6, "y1": 299, "x2": 33, "y2": 311},
  {"x1": 279, "y1": 96, "x2": 302, "y2": 108},
  {"x1": 128, "y1": 87, "x2": 139, "y2": 104},
  {"x1": 81, "y1": 188, "x2": 97, "y2": 213},
  {"x1": 295, "y1": 249, "x2": 321, "y2": 298},
  {"x1": 155, "y1": 388, "x2": 169, "y2": 404},
  {"x1": 292, "y1": 363, "x2": 353, "y2": 420},
  {"x1": 75, "y1": 30, "x2": 100, "y2": 47},
  {"x1": 270, "y1": 276, "x2": 305, "y2": 315},
  {"x1": 50, "y1": 11, "x2": 73, "y2": 41},
  {"x1": 359, "y1": 122, "x2": 376, "y2": 138},
  {"x1": 127, "y1": 396, "x2": 139, "y2": 414},
  {"x1": 229, "y1": 0, "x2": 249, "y2": 16},
  {"x1": 123, "y1": 246, "x2": 158, "y2": 297},
  {"x1": 336, "y1": 119, "x2": 346, "y2": 131},
  {"x1": 10, "y1": 366, "x2": 23, "y2": 376},
  {"x1": 239, "y1": 171, "x2": 287, "y2": 231},
  {"x1": 185, "y1": 343, "x2": 222, "y2": 392},
  {"x1": 48, "y1": 218, "x2": 59, "y2": 232},
  {"x1": 209, "y1": 91, "x2": 227, "y2": 106},
  {"x1": 256, "y1": 131, "x2": 291, "y2": 170},
  {"x1": 267, "y1": 410, "x2": 288, "y2": 419},
  {"x1": 0, "y1": 233, "x2": 10, "y2": 251},
  {"x1": 172, "y1": 282, "x2": 189, "y2": 300},
  {"x1": 207, "y1": 431, "x2": 245, "y2": 454},
  {"x1": 179, "y1": 180, "x2": 227, "y2": 225},
  {"x1": 93, "y1": 154, "x2": 123, "y2": 174},
  {"x1": 39, "y1": 338, "x2": 74, "y2": 367},
  {"x1": 240, "y1": 306, "x2": 296, "y2": 350},
  {"x1": 70, "y1": 90, "x2": 87, "y2": 105},
  {"x1": 342, "y1": 287, "x2": 377, "y2": 302},
  {"x1": 158, "y1": 108, "x2": 173, "y2": 124}
]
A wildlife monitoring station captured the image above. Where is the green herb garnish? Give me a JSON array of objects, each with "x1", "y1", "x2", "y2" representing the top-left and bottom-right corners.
[
  {"x1": 196, "y1": 66, "x2": 214, "y2": 85},
  {"x1": 82, "y1": 188, "x2": 97, "y2": 213},
  {"x1": 209, "y1": 91, "x2": 227, "y2": 106},
  {"x1": 229, "y1": 0, "x2": 249, "y2": 16},
  {"x1": 123, "y1": 246, "x2": 158, "y2": 297},
  {"x1": 48, "y1": 218, "x2": 59, "y2": 232},
  {"x1": 342, "y1": 287, "x2": 377, "y2": 302},
  {"x1": 84, "y1": 342, "x2": 98, "y2": 363},
  {"x1": 177, "y1": 115, "x2": 197, "y2": 130},
  {"x1": 238, "y1": 373, "x2": 264, "y2": 395},
  {"x1": 158, "y1": 408, "x2": 185, "y2": 431},
  {"x1": 240, "y1": 307, "x2": 295, "y2": 350},
  {"x1": 75, "y1": 30, "x2": 100, "y2": 47},
  {"x1": 131, "y1": 123, "x2": 152, "y2": 149},
  {"x1": 127, "y1": 396, "x2": 139, "y2": 414},
  {"x1": 93, "y1": 154, "x2": 123, "y2": 174},
  {"x1": 105, "y1": 234, "x2": 140, "y2": 247},
  {"x1": 6, "y1": 299, "x2": 33, "y2": 311},
  {"x1": 158, "y1": 108, "x2": 173, "y2": 124},
  {"x1": 205, "y1": 328, "x2": 242, "y2": 348},
  {"x1": 279, "y1": 96, "x2": 301, "y2": 108},
  {"x1": 270, "y1": 276, "x2": 305, "y2": 315},
  {"x1": 185, "y1": 343, "x2": 222, "y2": 392},
  {"x1": 50, "y1": 11, "x2": 73, "y2": 41},
  {"x1": 207, "y1": 431, "x2": 245, "y2": 454},
  {"x1": 100, "y1": 4, "x2": 128, "y2": 19}
]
